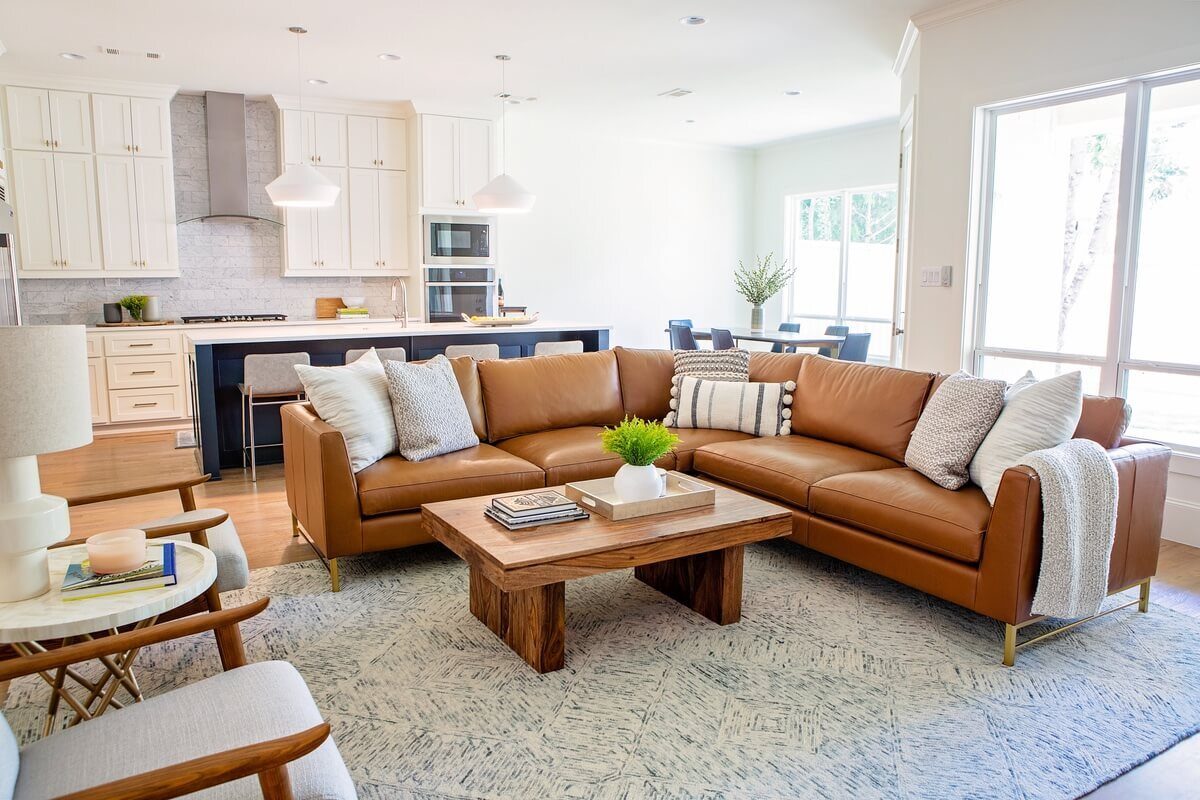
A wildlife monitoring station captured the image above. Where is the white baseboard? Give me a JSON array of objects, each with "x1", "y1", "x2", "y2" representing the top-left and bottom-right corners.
[{"x1": 1163, "y1": 497, "x2": 1200, "y2": 548}]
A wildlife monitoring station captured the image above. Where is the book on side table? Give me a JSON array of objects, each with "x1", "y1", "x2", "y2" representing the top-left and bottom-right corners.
[
  {"x1": 487, "y1": 491, "x2": 588, "y2": 530},
  {"x1": 61, "y1": 542, "x2": 178, "y2": 600}
]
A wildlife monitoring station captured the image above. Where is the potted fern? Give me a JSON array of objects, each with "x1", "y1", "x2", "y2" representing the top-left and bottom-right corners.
[
  {"x1": 599, "y1": 417, "x2": 680, "y2": 502},
  {"x1": 119, "y1": 294, "x2": 150, "y2": 323},
  {"x1": 734, "y1": 253, "x2": 796, "y2": 332}
]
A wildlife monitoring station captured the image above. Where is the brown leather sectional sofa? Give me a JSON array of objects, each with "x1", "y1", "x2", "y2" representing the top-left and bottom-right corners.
[{"x1": 281, "y1": 348, "x2": 1170, "y2": 660}]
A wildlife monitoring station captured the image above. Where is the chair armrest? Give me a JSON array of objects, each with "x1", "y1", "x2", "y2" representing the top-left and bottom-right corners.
[
  {"x1": 52, "y1": 722, "x2": 330, "y2": 800},
  {"x1": 281, "y1": 403, "x2": 362, "y2": 560},
  {"x1": 64, "y1": 475, "x2": 211, "y2": 507},
  {"x1": 0, "y1": 599, "x2": 268, "y2": 682},
  {"x1": 139, "y1": 510, "x2": 230, "y2": 539}
]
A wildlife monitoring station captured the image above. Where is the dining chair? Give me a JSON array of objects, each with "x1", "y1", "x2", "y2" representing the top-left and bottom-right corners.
[
  {"x1": 345, "y1": 346, "x2": 407, "y2": 365},
  {"x1": 666, "y1": 319, "x2": 693, "y2": 347},
  {"x1": 710, "y1": 328, "x2": 736, "y2": 350},
  {"x1": 669, "y1": 324, "x2": 699, "y2": 351},
  {"x1": 239, "y1": 353, "x2": 310, "y2": 483},
  {"x1": 819, "y1": 325, "x2": 850, "y2": 358},
  {"x1": 837, "y1": 332, "x2": 871, "y2": 362},
  {"x1": 771, "y1": 322, "x2": 802, "y2": 354}
]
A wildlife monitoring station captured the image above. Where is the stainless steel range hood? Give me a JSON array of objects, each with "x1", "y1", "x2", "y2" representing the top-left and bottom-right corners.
[{"x1": 178, "y1": 91, "x2": 281, "y2": 225}]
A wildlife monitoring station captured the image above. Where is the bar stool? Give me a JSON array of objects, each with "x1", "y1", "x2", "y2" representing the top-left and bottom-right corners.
[
  {"x1": 533, "y1": 341, "x2": 584, "y2": 356},
  {"x1": 239, "y1": 352, "x2": 310, "y2": 482},
  {"x1": 445, "y1": 343, "x2": 500, "y2": 360},
  {"x1": 345, "y1": 346, "x2": 407, "y2": 365}
]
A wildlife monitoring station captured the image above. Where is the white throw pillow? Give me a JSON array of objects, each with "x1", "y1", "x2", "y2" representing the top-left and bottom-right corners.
[
  {"x1": 384, "y1": 356, "x2": 480, "y2": 462},
  {"x1": 968, "y1": 370, "x2": 1084, "y2": 504},
  {"x1": 294, "y1": 349, "x2": 397, "y2": 473},
  {"x1": 667, "y1": 376, "x2": 794, "y2": 436}
]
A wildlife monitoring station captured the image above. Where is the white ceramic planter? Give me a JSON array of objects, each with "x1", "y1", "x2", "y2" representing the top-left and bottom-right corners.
[{"x1": 613, "y1": 463, "x2": 665, "y2": 503}]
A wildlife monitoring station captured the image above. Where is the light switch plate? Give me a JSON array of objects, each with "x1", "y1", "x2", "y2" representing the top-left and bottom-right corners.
[{"x1": 920, "y1": 266, "x2": 953, "y2": 287}]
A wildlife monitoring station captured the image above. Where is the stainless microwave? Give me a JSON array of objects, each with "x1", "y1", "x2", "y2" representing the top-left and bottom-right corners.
[{"x1": 423, "y1": 215, "x2": 496, "y2": 266}]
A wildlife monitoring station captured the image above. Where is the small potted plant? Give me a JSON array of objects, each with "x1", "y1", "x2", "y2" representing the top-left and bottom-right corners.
[
  {"x1": 599, "y1": 417, "x2": 680, "y2": 502},
  {"x1": 119, "y1": 294, "x2": 150, "y2": 323},
  {"x1": 734, "y1": 253, "x2": 796, "y2": 332}
]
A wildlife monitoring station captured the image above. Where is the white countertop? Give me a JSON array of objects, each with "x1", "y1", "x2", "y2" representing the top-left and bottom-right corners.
[{"x1": 182, "y1": 319, "x2": 611, "y2": 345}]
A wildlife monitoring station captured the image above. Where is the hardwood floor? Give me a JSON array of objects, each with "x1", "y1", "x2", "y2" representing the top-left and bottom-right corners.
[{"x1": 16, "y1": 431, "x2": 1200, "y2": 796}]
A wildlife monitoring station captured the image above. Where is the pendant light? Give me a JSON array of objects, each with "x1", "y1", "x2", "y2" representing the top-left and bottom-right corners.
[
  {"x1": 472, "y1": 55, "x2": 536, "y2": 214},
  {"x1": 266, "y1": 27, "x2": 340, "y2": 208}
]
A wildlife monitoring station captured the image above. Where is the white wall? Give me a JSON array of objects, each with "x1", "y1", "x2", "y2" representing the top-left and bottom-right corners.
[
  {"x1": 497, "y1": 115, "x2": 755, "y2": 349},
  {"x1": 900, "y1": 0, "x2": 1200, "y2": 544},
  {"x1": 753, "y1": 121, "x2": 899, "y2": 328}
]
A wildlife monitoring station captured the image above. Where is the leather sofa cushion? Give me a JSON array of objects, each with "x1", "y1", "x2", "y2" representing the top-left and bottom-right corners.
[
  {"x1": 615, "y1": 347, "x2": 675, "y2": 421},
  {"x1": 809, "y1": 468, "x2": 992, "y2": 563},
  {"x1": 748, "y1": 351, "x2": 807, "y2": 383},
  {"x1": 1074, "y1": 394, "x2": 1129, "y2": 449},
  {"x1": 668, "y1": 428, "x2": 755, "y2": 472},
  {"x1": 496, "y1": 426, "x2": 675, "y2": 485},
  {"x1": 356, "y1": 445, "x2": 544, "y2": 516},
  {"x1": 792, "y1": 357, "x2": 934, "y2": 462},
  {"x1": 448, "y1": 356, "x2": 489, "y2": 441},
  {"x1": 479, "y1": 350, "x2": 625, "y2": 441},
  {"x1": 692, "y1": 435, "x2": 897, "y2": 508}
]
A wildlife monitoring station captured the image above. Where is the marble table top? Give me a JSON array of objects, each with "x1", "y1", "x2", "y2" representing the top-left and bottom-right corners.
[{"x1": 0, "y1": 541, "x2": 217, "y2": 643}]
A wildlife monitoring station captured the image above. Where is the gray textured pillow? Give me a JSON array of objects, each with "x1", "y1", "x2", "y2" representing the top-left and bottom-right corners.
[
  {"x1": 905, "y1": 371, "x2": 1006, "y2": 490},
  {"x1": 384, "y1": 356, "x2": 479, "y2": 462},
  {"x1": 663, "y1": 349, "x2": 749, "y2": 426},
  {"x1": 968, "y1": 370, "x2": 1084, "y2": 504}
]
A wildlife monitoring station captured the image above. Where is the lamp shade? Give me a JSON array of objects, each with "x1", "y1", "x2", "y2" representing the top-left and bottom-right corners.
[
  {"x1": 472, "y1": 173, "x2": 536, "y2": 214},
  {"x1": 0, "y1": 326, "x2": 93, "y2": 457},
  {"x1": 265, "y1": 163, "x2": 341, "y2": 208}
]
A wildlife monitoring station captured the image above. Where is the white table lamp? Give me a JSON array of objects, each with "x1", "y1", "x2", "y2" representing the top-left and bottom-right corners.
[{"x1": 0, "y1": 326, "x2": 93, "y2": 601}]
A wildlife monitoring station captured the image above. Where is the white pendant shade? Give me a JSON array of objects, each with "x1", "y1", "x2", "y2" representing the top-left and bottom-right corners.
[
  {"x1": 472, "y1": 173, "x2": 536, "y2": 214},
  {"x1": 266, "y1": 162, "x2": 340, "y2": 208}
]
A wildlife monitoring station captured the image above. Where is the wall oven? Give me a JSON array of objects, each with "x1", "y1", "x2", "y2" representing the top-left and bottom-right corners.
[
  {"x1": 423, "y1": 215, "x2": 495, "y2": 266},
  {"x1": 425, "y1": 267, "x2": 496, "y2": 323}
]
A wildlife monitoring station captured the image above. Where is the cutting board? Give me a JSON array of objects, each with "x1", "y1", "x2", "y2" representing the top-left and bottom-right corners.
[
  {"x1": 96, "y1": 320, "x2": 175, "y2": 327},
  {"x1": 315, "y1": 298, "x2": 345, "y2": 320}
]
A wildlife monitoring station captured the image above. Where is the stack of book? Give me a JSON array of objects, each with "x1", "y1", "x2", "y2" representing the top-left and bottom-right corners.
[
  {"x1": 61, "y1": 542, "x2": 178, "y2": 601},
  {"x1": 485, "y1": 491, "x2": 588, "y2": 530},
  {"x1": 336, "y1": 306, "x2": 370, "y2": 319}
]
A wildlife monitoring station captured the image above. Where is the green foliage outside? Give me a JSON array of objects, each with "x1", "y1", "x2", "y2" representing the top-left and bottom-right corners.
[
  {"x1": 599, "y1": 417, "x2": 680, "y2": 466},
  {"x1": 734, "y1": 253, "x2": 796, "y2": 306},
  {"x1": 119, "y1": 295, "x2": 149, "y2": 321}
]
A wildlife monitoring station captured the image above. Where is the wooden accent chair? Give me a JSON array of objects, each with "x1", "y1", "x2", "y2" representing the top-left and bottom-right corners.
[{"x1": 0, "y1": 599, "x2": 355, "y2": 799}]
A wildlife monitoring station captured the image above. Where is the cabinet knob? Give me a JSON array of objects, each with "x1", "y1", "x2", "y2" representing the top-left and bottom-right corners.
[
  {"x1": 127, "y1": 144, "x2": 133, "y2": 152},
  {"x1": 312, "y1": 260, "x2": 318, "y2": 266},
  {"x1": 320, "y1": 260, "x2": 326, "y2": 266},
  {"x1": 44, "y1": 139, "x2": 51, "y2": 147},
  {"x1": 134, "y1": 145, "x2": 140, "y2": 153},
  {"x1": 132, "y1": 260, "x2": 137, "y2": 266},
  {"x1": 379, "y1": 160, "x2": 384, "y2": 166},
  {"x1": 53, "y1": 140, "x2": 59, "y2": 148}
]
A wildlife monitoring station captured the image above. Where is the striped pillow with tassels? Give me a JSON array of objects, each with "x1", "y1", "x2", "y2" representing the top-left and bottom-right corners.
[{"x1": 666, "y1": 376, "x2": 795, "y2": 436}]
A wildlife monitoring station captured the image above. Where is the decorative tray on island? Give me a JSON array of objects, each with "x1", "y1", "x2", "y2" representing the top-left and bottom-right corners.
[
  {"x1": 460, "y1": 312, "x2": 540, "y2": 327},
  {"x1": 563, "y1": 471, "x2": 716, "y2": 521}
]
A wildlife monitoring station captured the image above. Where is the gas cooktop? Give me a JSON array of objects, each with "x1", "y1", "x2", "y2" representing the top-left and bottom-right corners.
[{"x1": 180, "y1": 313, "x2": 288, "y2": 324}]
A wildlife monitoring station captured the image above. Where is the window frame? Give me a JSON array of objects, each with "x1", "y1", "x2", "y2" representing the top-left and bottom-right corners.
[
  {"x1": 971, "y1": 64, "x2": 1200, "y2": 453},
  {"x1": 783, "y1": 183, "x2": 899, "y2": 363}
]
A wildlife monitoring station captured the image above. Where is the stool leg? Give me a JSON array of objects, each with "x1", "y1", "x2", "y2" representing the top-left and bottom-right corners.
[
  {"x1": 249, "y1": 390, "x2": 258, "y2": 483},
  {"x1": 240, "y1": 391, "x2": 247, "y2": 469}
]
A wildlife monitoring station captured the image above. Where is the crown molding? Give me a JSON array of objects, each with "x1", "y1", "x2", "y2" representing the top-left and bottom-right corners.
[
  {"x1": 0, "y1": 71, "x2": 178, "y2": 98},
  {"x1": 892, "y1": 21, "x2": 920, "y2": 77},
  {"x1": 911, "y1": 0, "x2": 1018, "y2": 30},
  {"x1": 270, "y1": 94, "x2": 414, "y2": 118}
]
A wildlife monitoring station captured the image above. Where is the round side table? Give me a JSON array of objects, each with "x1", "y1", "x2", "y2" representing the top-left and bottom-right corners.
[{"x1": 0, "y1": 540, "x2": 217, "y2": 737}]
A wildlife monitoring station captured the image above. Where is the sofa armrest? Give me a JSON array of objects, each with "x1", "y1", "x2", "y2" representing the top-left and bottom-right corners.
[
  {"x1": 974, "y1": 441, "x2": 1172, "y2": 625},
  {"x1": 281, "y1": 403, "x2": 363, "y2": 560}
]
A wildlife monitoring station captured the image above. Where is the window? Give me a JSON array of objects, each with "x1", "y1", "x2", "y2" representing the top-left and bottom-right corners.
[
  {"x1": 974, "y1": 69, "x2": 1200, "y2": 450},
  {"x1": 784, "y1": 186, "x2": 898, "y2": 363}
]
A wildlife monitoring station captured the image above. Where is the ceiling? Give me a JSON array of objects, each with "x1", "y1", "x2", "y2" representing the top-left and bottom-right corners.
[{"x1": 0, "y1": 0, "x2": 951, "y2": 148}]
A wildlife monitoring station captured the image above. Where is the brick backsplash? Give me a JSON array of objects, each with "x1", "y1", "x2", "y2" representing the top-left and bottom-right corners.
[{"x1": 18, "y1": 95, "x2": 401, "y2": 325}]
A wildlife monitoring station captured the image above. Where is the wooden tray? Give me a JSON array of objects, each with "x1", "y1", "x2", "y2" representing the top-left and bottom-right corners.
[
  {"x1": 95, "y1": 320, "x2": 175, "y2": 327},
  {"x1": 460, "y1": 312, "x2": 539, "y2": 327},
  {"x1": 563, "y1": 471, "x2": 716, "y2": 520}
]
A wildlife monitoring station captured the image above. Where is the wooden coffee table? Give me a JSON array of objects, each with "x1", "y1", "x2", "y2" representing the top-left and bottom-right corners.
[{"x1": 421, "y1": 481, "x2": 791, "y2": 673}]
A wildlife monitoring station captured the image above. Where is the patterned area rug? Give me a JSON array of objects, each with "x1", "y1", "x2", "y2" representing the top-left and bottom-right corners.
[{"x1": 6, "y1": 540, "x2": 1200, "y2": 799}]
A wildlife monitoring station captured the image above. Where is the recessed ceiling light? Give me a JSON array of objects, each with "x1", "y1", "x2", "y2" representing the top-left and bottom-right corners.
[
  {"x1": 60, "y1": 52, "x2": 86, "y2": 60},
  {"x1": 307, "y1": 78, "x2": 328, "y2": 85},
  {"x1": 680, "y1": 16, "x2": 706, "y2": 26},
  {"x1": 377, "y1": 53, "x2": 402, "y2": 61},
  {"x1": 784, "y1": 89, "x2": 803, "y2": 96}
]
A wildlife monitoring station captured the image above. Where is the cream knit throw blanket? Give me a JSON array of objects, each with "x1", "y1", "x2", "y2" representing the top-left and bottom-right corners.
[{"x1": 1019, "y1": 438, "x2": 1119, "y2": 619}]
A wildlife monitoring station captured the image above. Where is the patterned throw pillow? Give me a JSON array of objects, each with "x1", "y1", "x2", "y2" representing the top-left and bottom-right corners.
[
  {"x1": 294, "y1": 348, "x2": 396, "y2": 473},
  {"x1": 905, "y1": 371, "x2": 1006, "y2": 490},
  {"x1": 663, "y1": 349, "x2": 749, "y2": 426},
  {"x1": 668, "y1": 376, "x2": 795, "y2": 436},
  {"x1": 384, "y1": 356, "x2": 480, "y2": 462}
]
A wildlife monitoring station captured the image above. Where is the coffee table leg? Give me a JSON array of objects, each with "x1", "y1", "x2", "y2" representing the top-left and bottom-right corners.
[
  {"x1": 635, "y1": 544, "x2": 744, "y2": 625},
  {"x1": 469, "y1": 567, "x2": 565, "y2": 673}
]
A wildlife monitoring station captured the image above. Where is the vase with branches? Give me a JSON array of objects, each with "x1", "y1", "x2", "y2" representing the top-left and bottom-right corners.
[{"x1": 734, "y1": 253, "x2": 795, "y2": 331}]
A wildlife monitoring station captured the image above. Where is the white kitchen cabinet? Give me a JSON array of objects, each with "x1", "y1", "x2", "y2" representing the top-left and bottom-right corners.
[
  {"x1": 348, "y1": 168, "x2": 379, "y2": 269},
  {"x1": 284, "y1": 206, "x2": 317, "y2": 272},
  {"x1": 6, "y1": 87, "x2": 54, "y2": 150},
  {"x1": 10, "y1": 150, "x2": 60, "y2": 270},
  {"x1": 378, "y1": 170, "x2": 408, "y2": 271},
  {"x1": 12, "y1": 150, "x2": 102, "y2": 272},
  {"x1": 420, "y1": 114, "x2": 493, "y2": 211},
  {"x1": 87, "y1": 359, "x2": 110, "y2": 425},
  {"x1": 92, "y1": 155, "x2": 177, "y2": 273},
  {"x1": 93, "y1": 94, "x2": 134, "y2": 154},
  {"x1": 314, "y1": 166, "x2": 350, "y2": 268},
  {"x1": 96, "y1": 156, "x2": 141, "y2": 270},
  {"x1": 347, "y1": 168, "x2": 408, "y2": 272},
  {"x1": 282, "y1": 110, "x2": 346, "y2": 166},
  {"x1": 48, "y1": 91, "x2": 93, "y2": 153},
  {"x1": 134, "y1": 157, "x2": 178, "y2": 271},
  {"x1": 130, "y1": 97, "x2": 172, "y2": 158},
  {"x1": 53, "y1": 153, "x2": 103, "y2": 271},
  {"x1": 347, "y1": 115, "x2": 406, "y2": 170}
]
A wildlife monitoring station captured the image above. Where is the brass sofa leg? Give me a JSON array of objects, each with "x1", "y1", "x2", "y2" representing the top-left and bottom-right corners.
[
  {"x1": 1003, "y1": 624, "x2": 1017, "y2": 667},
  {"x1": 1139, "y1": 578, "x2": 1151, "y2": 613},
  {"x1": 291, "y1": 514, "x2": 300, "y2": 538},
  {"x1": 330, "y1": 558, "x2": 341, "y2": 593}
]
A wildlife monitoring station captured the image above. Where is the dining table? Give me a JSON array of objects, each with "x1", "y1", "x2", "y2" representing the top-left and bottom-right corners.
[{"x1": 680, "y1": 327, "x2": 845, "y2": 358}]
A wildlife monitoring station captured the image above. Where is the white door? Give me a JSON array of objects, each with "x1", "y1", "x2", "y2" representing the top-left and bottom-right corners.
[
  {"x1": 314, "y1": 167, "x2": 350, "y2": 268},
  {"x1": 281, "y1": 109, "x2": 313, "y2": 165},
  {"x1": 11, "y1": 150, "x2": 61, "y2": 270},
  {"x1": 312, "y1": 113, "x2": 347, "y2": 167},
  {"x1": 6, "y1": 88, "x2": 53, "y2": 150},
  {"x1": 96, "y1": 156, "x2": 141, "y2": 270},
  {"x1": 892, "y1": 114, "x2": 915, "y2": 366},
  {"x1": 348, "y1": 168, "x2": 380, "y2": 269},
  {"x1": 53, "y1": 153, "x2": 103, "y2": 270},
  {"x1": 376, "y1": 117, "x2": 406, "y2": 170},
  {"x1": 378, "y1": 170, "x2": 408, "y2": 272},
  {"x1": 92, "y1": 94, "x2": 134, "y2": 155},
  {"x1": 421, "y1": 115, "x2": 459, "y2": 209},
  {"x1": 131, "y1": 97, "x2": 172, "y2": 158},
  {"x1": 346, "y1": 116, "x2": 377, "y2": 169},
  {"x1": 457, "y1": 118, "x2": 493, "y2": 211},
  {"x1": 48, "y1": 91, "x2": 93, "y2": 153},
  {"x1": 284, "y1": 207, "x2": 317, "y2": 271},
  {"x1": 134, "y1": 158, "x2": 179, "y2": 271}
]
